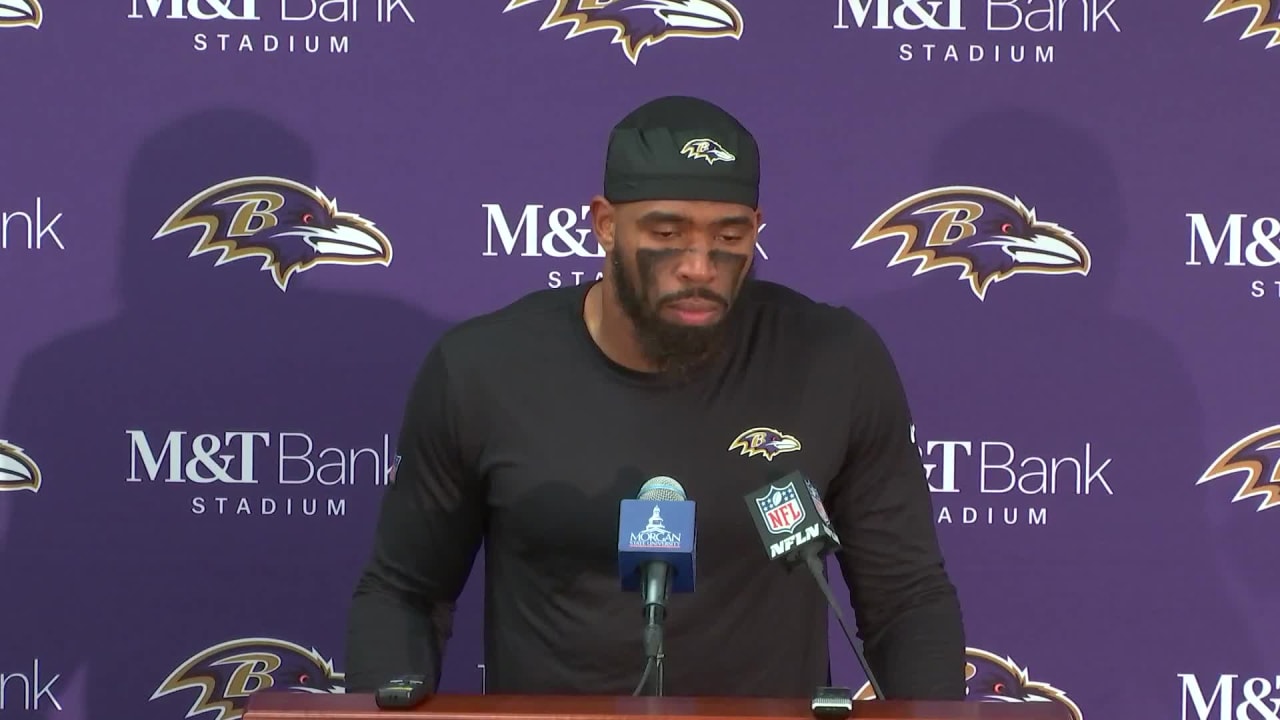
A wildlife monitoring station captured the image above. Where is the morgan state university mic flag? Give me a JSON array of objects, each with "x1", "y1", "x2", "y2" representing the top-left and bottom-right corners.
[{"x1": 1, "y1": 2, "x2": 1277, "y2": 720}]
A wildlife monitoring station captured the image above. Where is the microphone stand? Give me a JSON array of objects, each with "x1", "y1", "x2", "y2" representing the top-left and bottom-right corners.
[
  {"x1": 656, "y1": 656, "x2": 664, "y2": 696},
  {"x1": 650, "y1": 622, "x2": 665, "y2": 697},
  {"x1": 800, "y1": 548, "x2": 885, "y2": 701},
  {"x1": 640, "y1": 606, "x2": 666, "y2": 696},
  {"x1": 635, "y1": 564, "x2": 670, "y2": 697}
]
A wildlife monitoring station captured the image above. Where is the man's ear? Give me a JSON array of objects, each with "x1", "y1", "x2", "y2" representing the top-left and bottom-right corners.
[
  {"x1": 590, "y1": 195, "x2": 616, "y2": 254},
  {"x1": 752, "y1": 207, "x2": 765, "y2": 264}
]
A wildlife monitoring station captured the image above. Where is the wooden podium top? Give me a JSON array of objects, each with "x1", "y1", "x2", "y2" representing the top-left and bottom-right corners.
[{"x1": 243, "y1": 693, "x2": 1072, "y2": 720}]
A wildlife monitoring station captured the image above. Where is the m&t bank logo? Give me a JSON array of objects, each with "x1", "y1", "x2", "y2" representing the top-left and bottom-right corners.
[
  {"x1": 833, "y1": 0, "x2": 1121, "y2": 65},
  {"x1": 126, "y1": 0, "x2": 418, "y2": 56},
  {"x1": 125, "y1": 428, "x2": 393, "y2": 519}
]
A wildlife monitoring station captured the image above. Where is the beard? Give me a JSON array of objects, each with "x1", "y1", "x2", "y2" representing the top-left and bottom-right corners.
[{"x1": 610, "y1": 248, "x2": 748, "y2": 379}]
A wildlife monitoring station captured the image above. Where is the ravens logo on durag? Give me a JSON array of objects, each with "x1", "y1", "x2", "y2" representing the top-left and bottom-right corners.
[
  {"x1": 1197, "y1": 425, "x2": 1280, "y2": 512},
  {"x1": 680, "y1": 138, "x2": 736, "y2": 165},
  {"x1": 0, "y1": 0, "x2": 41, "y2": 28},
  {"x1": 0, "y1": 439, "x2": 40, "y2": 493},
  {"x1": 152, "y1": 176, "x2": 393, "y2": 292},
  {"x1": 854, "y1": 648, "x2": 1083, "y2": 720},
  {"x1": 151, "y1": 638, "x2": 345, "y2": 720},
  {"x1": 504, "y1": 0, "x2": 743, "y2": 64},
  {"x1": 1206, "y1": 0, "x2": 1280, "y2": 48},
  {"x1": 852, "y1": 185, "x2": 1090, "y2": 301}
]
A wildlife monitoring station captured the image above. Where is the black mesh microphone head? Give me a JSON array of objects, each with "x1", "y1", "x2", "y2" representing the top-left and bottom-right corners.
[{"x1": 637, "y1": 476, "x2": 687, "y2": 501}]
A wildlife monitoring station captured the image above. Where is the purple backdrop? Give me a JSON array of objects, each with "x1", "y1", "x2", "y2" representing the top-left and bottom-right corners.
[{"x1": 2, "y1": 2, "x2": 1277, "y2": 719}]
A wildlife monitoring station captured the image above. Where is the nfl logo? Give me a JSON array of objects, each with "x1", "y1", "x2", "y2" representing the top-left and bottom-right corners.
[
  {"x1": 755, "y1": 482, "x2": 806, "y2": 534},
  {"x1": 805, "y1": 479, "x2": 831, "y2": 525}
]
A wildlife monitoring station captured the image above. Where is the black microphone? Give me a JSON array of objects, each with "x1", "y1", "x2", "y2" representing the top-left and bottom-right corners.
[
  {"x1": 743, "y1": 470, "x2": 886, "y2": 702},
  {"x1": 617, "y1": 475, "x2": 696, "y2": 696}
]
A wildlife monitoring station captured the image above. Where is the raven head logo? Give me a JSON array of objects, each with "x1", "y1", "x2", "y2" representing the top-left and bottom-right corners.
[
  {"x1": 504, "y1": 0, "x2": 744, "y2": 64},
  {"x1": 680, "y1": 137, "x2": 735, "y2": 165},
  {"x1": 153, "y1": 176, "x2": 393, "y2": 292},
  {"x1": 854, "y1": 648, "x2": 1083, "y2": 720},
  {"x1": 0, "y1": 0, "x2": 41, "y2": 28},
  {"x1": 728, "y1": 427, "x2": 801, "y2": 461},
  {"x1": 960, "y1": 649, "x2": 1084, "y2": 719},
  {"x1": 852, "y1": 185, "x2": 1090, "y2": 301},
  {"x1": 151, "y1": 637, "x2": 345, "y2": 720},
  {"x1": 1197, "y1": 425, "x2": 1280, "y2": 512},
  {"x1": 1206, "y1": 0, "x2": 1280, "y2": 48},
  {"x1": 0, "y1": 439, "x2": 41, "y2": 493}
]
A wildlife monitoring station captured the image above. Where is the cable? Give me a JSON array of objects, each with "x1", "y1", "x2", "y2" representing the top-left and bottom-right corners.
[
  {"x1": 803, "y1": 551, "x2": 885, "y2": 700},
  {"x1": 632, "y1": 657, "x2": 655, "y2": 696}
]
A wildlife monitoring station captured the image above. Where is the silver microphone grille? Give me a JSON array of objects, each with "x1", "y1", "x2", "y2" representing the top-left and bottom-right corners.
[{"x1": 637, "y1": 475, "x2": 687, "y2": 502}]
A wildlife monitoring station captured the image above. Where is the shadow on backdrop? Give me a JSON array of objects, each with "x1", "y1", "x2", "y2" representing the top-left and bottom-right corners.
[
  {"x1": 841, "y1": 108, "x2": 1254, "y2": 716},
  {"x1": 0, "y1": 108, "x2": 481, "y2": 719}
]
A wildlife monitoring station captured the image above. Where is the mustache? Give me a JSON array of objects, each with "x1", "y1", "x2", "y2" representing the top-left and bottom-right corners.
[{"x1": 657, "y1": 287, "x2": 729, "y2": 306}]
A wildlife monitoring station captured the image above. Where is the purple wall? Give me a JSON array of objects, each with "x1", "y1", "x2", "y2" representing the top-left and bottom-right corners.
[{"x1": 1, "y1": 2, "x2": 1276, "y2": 719}]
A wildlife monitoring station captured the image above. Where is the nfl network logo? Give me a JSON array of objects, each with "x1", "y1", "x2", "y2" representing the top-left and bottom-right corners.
[{"x1": 756, "y1": 482, "x2": 805, "y2": 534}]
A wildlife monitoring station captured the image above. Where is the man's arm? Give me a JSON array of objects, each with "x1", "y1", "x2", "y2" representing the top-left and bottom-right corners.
[
  {"x1": 824, "y1": 315, "x2": 966, "y2": 700},
  {"x1": 344, "y1": 341, "x2": 486, "y2": 693}
]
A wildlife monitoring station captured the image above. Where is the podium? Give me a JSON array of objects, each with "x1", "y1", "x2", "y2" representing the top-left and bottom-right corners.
[{"x1": 243, "y1": 693, "x2": 1073, "y2": 720}]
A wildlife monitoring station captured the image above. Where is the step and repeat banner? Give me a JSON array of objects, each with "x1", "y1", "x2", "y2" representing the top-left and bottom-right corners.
[{"x1": 1, "y1": 2, "x2": 1276, "y2": 719}]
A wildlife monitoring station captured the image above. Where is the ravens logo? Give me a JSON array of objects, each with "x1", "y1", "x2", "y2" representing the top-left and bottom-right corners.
[
  {"x1": 681, "y1": 138, "x2": 736, "y2": 165},
  {"x1": 0, "y1": 439, "x2": 41, "y2": 493},
  {"x1": 854, "y1": 647, "x2": 1083, "y2": 720},
  {"x1": 151, "y1": 637, "x2": 344, "y2": 720},
  {"x1": 1206, "y1": 0, "x2": 1280, "y2": 48},
  {"x1": 504, "y1": 0, "x2": 744, "y2": 65},
  {"x1": 0, "y1": 0, "x2": 41, "y2": 28},
  {"x1": 728, "y1": 427, "x2": 801, "y2": 461},
  {"x1": 1197, "y1": 424, "x2": 1280, "y2": 512},
  {"x1": 152, "y1": 176, "x2": 393, "y2": 292},
  {"x1": 852, "y1": 185, "x2": 1090, "y2": 301}
]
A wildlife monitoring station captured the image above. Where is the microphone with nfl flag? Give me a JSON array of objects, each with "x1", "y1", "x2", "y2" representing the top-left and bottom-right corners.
[
  {"x1": 745, "y1": 470, "x2": 840, "y2": 566},
  {"x1": 617, "y1": 475, "x2": 696, "y2": 697},
  {"x1": 743, "y1": 471, "x2": 886, "y2": 704}
]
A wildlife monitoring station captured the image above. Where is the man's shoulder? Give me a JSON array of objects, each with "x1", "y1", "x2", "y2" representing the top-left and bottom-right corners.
[
  {"x1": 741, "y1": 281, "x2": 906, "y2": 395},
  {"x1": 433, "y1": 285, "x2": 582, "y2": 364},
  {"x1": 742, "y1": 280, "x2": 879, "y2": 344}
]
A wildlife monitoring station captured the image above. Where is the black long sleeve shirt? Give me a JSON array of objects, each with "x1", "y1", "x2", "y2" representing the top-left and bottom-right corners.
[{"x1": 345, "y1": 279, "x2": 965, "y2": 699}]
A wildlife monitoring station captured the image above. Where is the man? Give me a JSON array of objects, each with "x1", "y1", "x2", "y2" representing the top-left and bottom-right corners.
[{"x1": 344, "y1": 95, "x2": 965, "y2": 700}]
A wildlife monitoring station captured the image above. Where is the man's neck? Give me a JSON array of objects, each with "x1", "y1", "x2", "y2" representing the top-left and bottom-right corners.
[{"x1": 583, "y1": 280, "x2": 658, "y2": 373}]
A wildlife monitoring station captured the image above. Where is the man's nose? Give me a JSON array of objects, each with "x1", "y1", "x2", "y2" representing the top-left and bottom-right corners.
[{"x1": 673, "y1": 247, "x2": 716, "y2": 282}]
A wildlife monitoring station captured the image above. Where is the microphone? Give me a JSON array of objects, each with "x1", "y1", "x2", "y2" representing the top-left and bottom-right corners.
[
  {"x1": 617, "y1": 475, "x2": 696, "y2": 697},
  {"x1": 742, "y1": 470, "x2": 886, "y2": 702}
]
